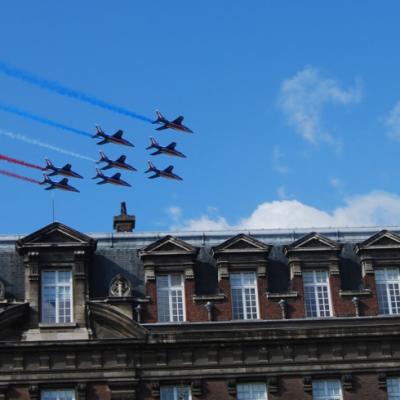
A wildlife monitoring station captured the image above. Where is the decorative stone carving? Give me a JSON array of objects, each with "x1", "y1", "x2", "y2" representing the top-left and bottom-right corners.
[
  {"x1": 268, "y1": 377, "x2": 279, "y2": 394},
  {"x1": 278, "y1": 299, "x2": 287, "y2": 319},
  {"x1": 0, "y1": 280, "x2": 5, "y2": 301},
  {"x1": 342, "y1": 374, "x2": 353, "y2": 391},
  {"x1": 109, "y1": 274, "x2": 131, "y2": 297},
  {"x1": 303, "y1": 376, "x2": 312, "y2": 392},
  {"x1": 227, "y1": 378, "x2": 237, "y2": 395}
]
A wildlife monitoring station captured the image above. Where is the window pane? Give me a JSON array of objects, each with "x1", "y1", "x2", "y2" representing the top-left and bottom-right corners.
[
  {"x1": 312, "y1": 380, "x2": 342, "y2": 400},
  {"x1": 388, "y1": 377, "x2": 400, "y2": 400},
  {"x1": 376, "y1": 268, "x2": 400, "y2": 315},
  {"x1": 303, "y1": 271, "x2": 332, "y2": 318},
  {"x1": 230, "y1": 272, "x2": 258, "y2": 320},
  {"x1": 160, "y1": 386, "x2": 191, "y2": 400},
  {"x1": 157, "y1": 274, "x2": 185, "y2": 322},
  {"x1": 237, "y1": 383, "x2": 267, "y2": 400},
  {"x1": 41, "y1": 390, "x2": 75, "y2": 400}
]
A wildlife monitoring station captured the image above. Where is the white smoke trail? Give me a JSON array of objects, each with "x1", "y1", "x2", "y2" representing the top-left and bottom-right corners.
[{"x1": 0, "y1": 128, "x2": 96, "y2": 162}]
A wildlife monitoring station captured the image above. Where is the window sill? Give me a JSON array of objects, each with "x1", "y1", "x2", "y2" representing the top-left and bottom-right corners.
[{"x1": 39, "y1": 322, "x2": 77, "y2": 329}]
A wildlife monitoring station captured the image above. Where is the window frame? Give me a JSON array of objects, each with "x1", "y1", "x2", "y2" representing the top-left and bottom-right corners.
[
  {"x1": 375, "y1": 267, "x2": 400, "y2": 315},
  {"x1": 312, "y1": 379, "x2": 342, "y2": 400},
  {"x1": 230, "y1": 271, "x2": 260, "y2": 320},
  {"x1": 387, "y1": 377, "x2": 400, "y2": 400},
  {"x1": 156, "y1": 273, "x2": 186, "y2": 322},
  {"x1": 160, "y1": 385, "x2": 192, "y2": 400},
  {"x1": 237, "y1": 382, "x2": 268, "y2": 400},
  {"x1": 41, "y1": 269, "x2": 74, "y2": 324},
  {"x1": 303, "y1": 269, "x2": 333, "y2": 318}
]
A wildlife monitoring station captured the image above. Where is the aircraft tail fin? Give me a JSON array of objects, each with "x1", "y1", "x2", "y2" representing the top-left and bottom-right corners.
[
  {"x1": 93, "y1": 125, "x2": 104, "y2": 138},
  {"x1": 97, "y1": 151, "x2": 108, "y2": 164},
  {"x1": 153, "y1": 109, "x2": 165, "y2": 124},
  {"x1": 44, "y1": 158, "x2": 53, "y2": 170},
  {"x1": 145, "y1": 160, "x2": 156, "y2": 173},
  {"x1": 92, "y1": 168, "x2": 104, "y2": 180},
  {"x1": 40, "y1": 173, "x2": 51, "y2": 185},
  {"x1": 146, "y1": 137, "x2": 158, "y2": 150}
]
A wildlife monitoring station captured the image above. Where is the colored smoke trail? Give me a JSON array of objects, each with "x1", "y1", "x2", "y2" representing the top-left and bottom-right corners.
[
  {"x1": 0, "y1": 129, "x2": 96, "y2": 162},
  {"x1": 0, "y1": 154, "x2": 44, "y2": 170},
  {"x1": 0, "y1": 61, "x2": 154, "y2": 123},
  {"x1": 0, "y1": 169, "x2": 41, "y2": 185},
  {"x1": 0, "y1": 103, "x2": 92, "y2": 137}
]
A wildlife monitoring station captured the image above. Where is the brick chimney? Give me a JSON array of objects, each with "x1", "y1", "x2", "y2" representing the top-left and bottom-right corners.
[{"x1": 113, "y1": 202, "x2": 135, "y2": 232}]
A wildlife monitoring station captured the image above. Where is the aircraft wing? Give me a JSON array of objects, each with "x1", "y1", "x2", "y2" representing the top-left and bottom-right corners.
[
  {"x1": 172, "y1": 116, "x2": 184, "y2": 124},
  {"x1": 116, "y1": 155, "x2": 126, "y2": 163},
  {"x1": 164, "y1": 166, "x2": 174, "y2": 173},
  {"x1": 112, "y1": 173, "x2": 121, "y2": 180},
  {"x1": 156, "y1": 125, "x2": 168, "y2": 131},
  {"x1": 59, "y1": 178, "x2": 69, "y2": 185},
  {"x1": 166, "y1": 142, "x2": 177, "y2": 150},
  {"x1": 113, "y1": 130, "x2": 124, "y2": 139},
  {"x1": 62, "y1": 164, "x2": 72, "y2": 171}
]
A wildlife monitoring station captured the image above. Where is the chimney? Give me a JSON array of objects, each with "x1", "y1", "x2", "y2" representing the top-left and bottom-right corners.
[{"x1": 113, "y1": 202, "x2": 135, "y2": 232}]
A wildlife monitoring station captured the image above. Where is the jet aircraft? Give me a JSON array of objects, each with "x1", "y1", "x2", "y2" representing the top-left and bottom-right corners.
[
  {"x1": 40, "y1": 174, "x2": 80, "y2": 192},
  {"x1": 96, "y1": 152, "x2": 137, "y2": 171},
  {"x1": 43, "y1": 158, "x2": 83, "y2": 179},
  {"x1": 145, "y1": 161, "x2": 183, "y2": 181},
  {"x1": 92, "y1": 169, "x2": 131, "y2": 187},
  {"x1": 92, "y1": 125, "x2": 134, "y2": 147},
  {"x1": 146, "y1": 137, "x2": 186, "y2": 158},
  {"x1": 152, "y1": 110, "x2": 193, "y2": 133}
]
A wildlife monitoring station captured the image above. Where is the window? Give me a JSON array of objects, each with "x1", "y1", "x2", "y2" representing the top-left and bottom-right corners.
[
  {"x1": 230, "y1": 272, "x2": 259, "y2": 320},
  {"x1": 375, "y1": 267, "x2": 400, "y2": 315},
  {"x1": 312, "y1": 380, "x2": 342, "y2": 400},
  {"x1": 388, "y1": 377, "x2": 400, "y2": 400},
  {"x1": 237, "y1": 383, "x2": 267, "y2": 400},
  {"x1": 41, "y1": 390, "x2": 75, "y2": 400},
  {"x1": 41, "y1": 270, "x2": 73, "y2": 324},
  {"x1": 156, "y1": 274, "x2": 185, "y2": 322},
  {"x1": 160, "y1": 386, "x2": 191, "y2": 400},
  {"x1": 303, "y1": 270, "x2": 332, "y2": 318}
]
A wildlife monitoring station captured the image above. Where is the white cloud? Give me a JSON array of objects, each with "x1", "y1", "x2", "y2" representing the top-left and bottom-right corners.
[
  {"x1": 174, "y1": 191, "x2": 400, "y2": 231},
  {"x1": 272, "y1": 145, "x2": 289, "y2": 174},
  {"x1": 165, "y1": 206, "x2": 183, "y2": 221},
  {"x1": 278, "y1": 66, "x2": 361, "y2": 145},
  {"x1": 385, "y1": 102, "x2": 400, "y2": 139},
  {"x1": 276, "y1": 186, "x2": 288, "y2": 199}
]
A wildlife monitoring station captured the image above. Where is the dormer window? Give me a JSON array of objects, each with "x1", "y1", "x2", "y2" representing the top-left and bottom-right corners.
[
  {"x1": 231, "y1": 272, "x2": 259, "y2": 320},
  {"x1": 303, "y1": 270, "x2": 332, "y2": 318},
  {"x1": 156, "y1": 274, "x2": 185, "y2": 322},
  {"x1": 41, "y1": 270, "x2": 73, "y2": 324},
  {"x1": 375, "y1": 267, "x2": 400, "y2": 315}
]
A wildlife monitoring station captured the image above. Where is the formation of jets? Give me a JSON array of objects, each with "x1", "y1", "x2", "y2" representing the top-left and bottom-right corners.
[{"x1": 40, "y1": 109, "x2": 192, "y2": 192}]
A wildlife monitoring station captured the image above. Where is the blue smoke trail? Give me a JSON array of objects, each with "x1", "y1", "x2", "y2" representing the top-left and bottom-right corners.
[
  {"x1": 0, "y1": 61, "x2": 154, "y2": 123},
  {"x1": 0, "y1": 103, "x2": 92, "y2": 137}
]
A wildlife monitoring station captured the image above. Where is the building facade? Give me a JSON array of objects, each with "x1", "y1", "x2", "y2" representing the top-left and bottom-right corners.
[{"x1": 0, "y1": 212, "x2": 400, "y2": 400}]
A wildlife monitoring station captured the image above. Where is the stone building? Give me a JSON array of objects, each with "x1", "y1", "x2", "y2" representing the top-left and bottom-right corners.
[{"x1": 0, "y1": 209, "x2": 400, "y2": 400}]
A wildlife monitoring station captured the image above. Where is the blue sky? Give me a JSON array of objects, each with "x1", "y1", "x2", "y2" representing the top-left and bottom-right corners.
[{"x1": 2, "y1": 1, "x2": 400, "y2": 234}]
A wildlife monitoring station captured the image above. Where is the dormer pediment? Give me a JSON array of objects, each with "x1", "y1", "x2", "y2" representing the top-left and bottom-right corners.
[
  {"x1": 139, "y1": 235, "x2": 198, "y2": 256},
  {"x1": 212, "y1": 234, "x2": 271, "y2": 255},
  {"x1": 285, "y1": 232, "x2": 342, "y2": 255},
  {"x1": 355, "y1": 230, "x2": 400, "y2": 253},
  {"x1": 16, "y1": 222, "x2": 96, "y2": 253}
]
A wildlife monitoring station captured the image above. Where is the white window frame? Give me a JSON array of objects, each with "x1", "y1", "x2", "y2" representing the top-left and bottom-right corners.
[
  {"x1": 387, "y1": 377, "x2": 400, "y2": 400},
  {"x1": 237, "y1": 383, "x2": 268, "y2": 400},
  {"x1": 156, "y1": 274, "x2": 186, "y2": 322},
  {"x1": 375, "y1": 267, "x2": 400, "y2": 315},
  {"x1": 41, "y1": 389, "x2": 76, "y2": 400},
  {"x1": 160, "y1": 385, "x2": 191, "y2": 400},
  {"x1": 303, "y1": 270, "x2": 333, "y2": 318},
  {"x1": 230, "y1": 272, "x2": 259, "y2": 320},
  {"x1": 41, "y1": 270, "x2": 73, "y2": 324},
  {"x1": 312, "y1": 379, "x2": 342, "y2": 400}
]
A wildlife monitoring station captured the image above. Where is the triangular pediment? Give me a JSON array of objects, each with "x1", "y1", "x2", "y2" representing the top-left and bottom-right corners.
[
  {"x1": 212, "y1": 234, "x2": 271, "y2": 254},
  {"x1": 356, "y1": 230, "x2": 400, "y2": 251},
  {"x1": 16, "y1": 222, "x2": 96, "y2": 250},
  {"x1": 140, "y1": 235, "x2": 198, "y2": 256},
  {"x1": 287, "y1": 232, "x2": 341, "y2": 252}
]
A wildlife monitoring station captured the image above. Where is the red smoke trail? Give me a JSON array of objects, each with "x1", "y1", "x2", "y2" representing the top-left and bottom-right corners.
[
  {"x1": 0, "y1": 154, "x2": 44, "y2": 170},
  {"x1": 0, "y1": 169, "x2": 41, "y2": 185}
]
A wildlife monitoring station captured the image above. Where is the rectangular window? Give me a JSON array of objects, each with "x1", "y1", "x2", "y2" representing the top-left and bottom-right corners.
[
  {"x1": 237, "y1": 383, "x2": 268, "y2": 400},
  {"x1": 388, "y1": 377, "x2": 400, "y2": 400},
  {"x1": 41, "y1": 270, "x2": 73, "y2": 324},
  {"x1": 160, "y1": 386, "x2": 191, "y2": 400},
  {"x1": 41, "y1": 390, "x2": 75, "y2": 400},
  {"x1": 230, "y1": 272, "x2": 259, "y2": 320},
  {"x1": 156, "y1": 274, "x2": 185, "y2": 322},
  {"x1": 312, "y1": 380, "x2": 342, "y2": 400},
  {"x1": 375, "y1": 267, "x2": 400, "y2": 315},
  {"x1": 303, "y1": 270, "x2": 332, "y2": 318}
]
